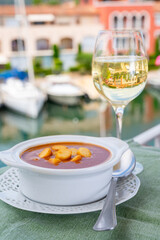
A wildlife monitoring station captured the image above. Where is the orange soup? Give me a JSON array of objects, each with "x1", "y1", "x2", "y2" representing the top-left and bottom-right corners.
[{"x1": 20, "y1": 142, "x2": 111, "y2": 169}]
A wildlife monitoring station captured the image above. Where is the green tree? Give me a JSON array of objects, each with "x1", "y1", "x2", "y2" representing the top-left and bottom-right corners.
[
  {"x1": 52, "y1": 44, "x2": 63, "y2": 73},
  {"x1": 76, "y1": 52, "x2": 92, "y2": 73},
  {"x1": 34, "y1": 58, "x2": 42, "y2": 69},
  {"x1": 69, "y1": 43, "x2": 93, "y2": 74},
  {"x1": 52, "y1": 44, "x2": 60, "y2": 59},
  {"x1": 78, "y1": 43, "x2": 82, "y2": 55},
  {"x1": 5, "y1": 63, "x2": 11, "y2": 70},
  {"x1": 33, "y1": 57, "x2": 52, "y2": 76},
  {"x1": 148, "y1": 38, "x2": 160, "y2": 70},
  {"x1": 154, "y1": 38, "x2": 159, "y2": 57},
  {"x1": 53, "y1": 58, "x2": 63, "y2": 74},
  {"x1": 74, "y1": 0, "x2": 79, "y2": 5},
  {"x1": 48, "y1": 0, "x2": 60, "y2": 5},
  {"x1": 33, "y1": 0, "x2": 42, "y2": 5}
]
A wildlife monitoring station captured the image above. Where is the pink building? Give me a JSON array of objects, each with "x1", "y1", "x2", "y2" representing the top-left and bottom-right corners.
[{"x1": 81, "y1": 0, "x2": 160, "y2": 55}]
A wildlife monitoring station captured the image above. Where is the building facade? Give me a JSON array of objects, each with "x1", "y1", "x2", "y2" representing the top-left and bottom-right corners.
[
  {"x1": 82, "y1": 0, "x2": 160, "y2": 55},
  {"x1": 0, "y1": 1, "x2": 160, "y2": 69},
  {"x1": 0, "y1": 3, "x2": 103, "y2": 69}
]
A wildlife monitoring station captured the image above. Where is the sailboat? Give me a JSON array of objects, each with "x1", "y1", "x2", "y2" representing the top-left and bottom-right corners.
[
  {"x1": 1, "y1": 0, "x2": 46, "y2": 118},
  {"x1": 1, "y1": 78, "x2": 46, "y2": 118}
]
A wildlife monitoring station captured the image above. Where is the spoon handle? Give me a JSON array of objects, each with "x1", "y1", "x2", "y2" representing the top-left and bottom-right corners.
[{"x1": 93, "y1": 177, "x2": 118, "y2": 231}]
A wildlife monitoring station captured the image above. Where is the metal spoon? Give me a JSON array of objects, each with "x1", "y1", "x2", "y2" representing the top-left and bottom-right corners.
[{"x1": 93, "y1": 149, "x2": 136, "y2": 231}]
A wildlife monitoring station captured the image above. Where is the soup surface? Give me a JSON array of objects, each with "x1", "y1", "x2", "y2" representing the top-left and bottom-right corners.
[{"x1": 20, "y1": 142, "x2": 111, "y2": 169}]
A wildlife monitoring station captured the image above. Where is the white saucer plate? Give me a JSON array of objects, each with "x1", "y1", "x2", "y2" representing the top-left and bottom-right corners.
[{"x1": 0, "y1": 168, "x2": 140, "y2": 214}]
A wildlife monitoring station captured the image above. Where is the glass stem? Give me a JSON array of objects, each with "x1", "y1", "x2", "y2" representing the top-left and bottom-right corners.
[{"x1": 113, "y1": 107, "x2": 124, "y2": 139}]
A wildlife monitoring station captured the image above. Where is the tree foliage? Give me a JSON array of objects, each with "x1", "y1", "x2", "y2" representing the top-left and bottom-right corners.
[
  {"x1": 52, "y1": 44, "x2": 60, "y2": 59},
  {"x1": 69, "y1": 44, "x2": 92, "y2": 74}
]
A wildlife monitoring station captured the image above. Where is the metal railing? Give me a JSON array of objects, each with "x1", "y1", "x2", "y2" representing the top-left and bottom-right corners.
[{"x1": 133, "y1": 124, "x2": 160, "y2": 147}]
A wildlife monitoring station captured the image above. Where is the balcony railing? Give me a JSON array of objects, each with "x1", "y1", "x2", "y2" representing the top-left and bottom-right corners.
[{"x1": 133, "y1": 124, "x2": 160, "y2": 147}]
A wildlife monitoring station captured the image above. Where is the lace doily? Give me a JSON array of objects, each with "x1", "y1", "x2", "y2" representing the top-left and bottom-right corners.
[{"x1": 0, "y1": 168, "x2": 140, "y2": 214}]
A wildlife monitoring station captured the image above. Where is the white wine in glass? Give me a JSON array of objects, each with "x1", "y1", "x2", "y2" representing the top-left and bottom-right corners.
[
  {"x1": 92, "y1": 30, "x2": 148, "y2": 172},
  {"x1": 93, "y1": 55, "x2": 148, "y2": 107}
]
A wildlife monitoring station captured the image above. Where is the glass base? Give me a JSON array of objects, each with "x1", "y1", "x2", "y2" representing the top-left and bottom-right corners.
[{"x1": 133, "y1": 162, "x2": 144, "y2": 175}]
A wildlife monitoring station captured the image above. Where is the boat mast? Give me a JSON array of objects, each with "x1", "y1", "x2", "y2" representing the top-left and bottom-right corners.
[{"x1": 14, "y1": 0, "x2": 35, "y2": 83}]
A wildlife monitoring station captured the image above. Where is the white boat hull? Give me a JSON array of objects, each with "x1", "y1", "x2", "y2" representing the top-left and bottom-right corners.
[
  {"x1": 2, "y1": 92, "x2": 46, "y2": 119},
  {"x1": 48, "y1": 94, "x2": 83, "y2": 106},
  {"x1": 1, "y1": 79, "x2": 46, "y2": 118},
  {"x1": 45, "y1": 81, "x2": 85, "y2": 106}
]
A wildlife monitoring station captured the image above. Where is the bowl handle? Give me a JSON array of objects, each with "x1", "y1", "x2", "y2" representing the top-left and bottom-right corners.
[
  {"x1": 100, "y1": 137, "x2": 129, "y2": 155},
  {"x1": 0, "y1": 150, "x2": 24, "y2": 168}
]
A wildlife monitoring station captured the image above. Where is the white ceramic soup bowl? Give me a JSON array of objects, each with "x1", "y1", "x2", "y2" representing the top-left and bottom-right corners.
[{"x1": 0, "y1": 135, "x2": 129, "y2": 206}]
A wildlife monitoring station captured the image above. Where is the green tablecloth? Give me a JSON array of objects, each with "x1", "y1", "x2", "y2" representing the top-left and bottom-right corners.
[{"x1": 0, "y1": 141, "x2": 160, "y2": 240}]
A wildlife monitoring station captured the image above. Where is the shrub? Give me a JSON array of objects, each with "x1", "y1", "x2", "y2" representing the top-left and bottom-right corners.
[
  {"x1": 75, "y1": 52, "x2": 92, "y2": 74},
  {"x1": 34, "y1": 67, "x2": 52, "y2": 76},
  {"x1": 0, "y1": 62, "x2": 11, "y2": 72},
  {"x1": 78, "y1": 44, "x2": 82, "y2": 55},
  {"x1": 68, "y1": 43, "x2": 92, "y2": 74},
  {"x1": 48, "y1": 0, "x2": 60, "y2": 4},
  {"x1": 33, "y1": 58, "x2": 52, "y2": 76},
  {"x1": 154, "y1": 38, "x2": 159, "y2": 58},
  {"x1": 69, "y1": 66, "x2": 81, "y2": 72},
  {"x1": 53, "y1": 58, "x2": 63, "y2": 74},
  {"x1": 69, "y1": 44, "x2": 92, "y2": 74},
  {"x1": 148, "y1": 55, "x2": 159, "y2": 71}
]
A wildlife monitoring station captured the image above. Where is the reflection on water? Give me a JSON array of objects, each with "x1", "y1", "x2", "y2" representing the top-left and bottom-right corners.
[{"x1": 0, "y1": 86, "x2": 160, "y2": 167}]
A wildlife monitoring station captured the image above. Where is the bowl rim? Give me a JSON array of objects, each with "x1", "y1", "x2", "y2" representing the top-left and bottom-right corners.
[{"x1": 1, "y1": 135, "x2": 129, "y2": 175}]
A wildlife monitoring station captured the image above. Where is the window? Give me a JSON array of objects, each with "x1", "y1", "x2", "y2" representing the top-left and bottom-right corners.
[
  {"x1": 123, "y1": 16, "x2": 127, "y2": 28},
  {"x1": 132, "y1": 16, "x2": 136, "y2": 28},
  {"x1": 36, "y1": 39, "x2": 50, "y2": 50},
  {"x1": 116, "y1": 38, "x2": 119, "y2": 49},
  {"x1": 155, "y1": 13, "x2": 160, "y2": 26},
  {"x1": 11, "y1": 39, "x2": 25, "y2": 52},
  {"x1": 113, "y1": 16, "x2": 118, "y2": 29},
  {"x1": 60, "y1": 38, "x2": 73, "y2": 49},
  {"x1": 141, "y1": 16, "x2": 145, "y2": 28},
  {"x1": 114, "y1": 37, "x2": 129, "y2": 50},
  {"x1": 143, "y1": 33, "x2": 146, "y2": 40}
]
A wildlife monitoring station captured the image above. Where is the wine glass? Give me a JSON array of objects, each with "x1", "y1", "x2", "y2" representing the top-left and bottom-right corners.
[{"x1": 92, "y1": 30, "x2": 148, "y2": 172}]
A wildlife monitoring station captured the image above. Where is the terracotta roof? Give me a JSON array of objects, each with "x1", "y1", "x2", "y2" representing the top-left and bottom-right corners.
[
  {"x1": 0, "y1": 4, "x2": 98, "y2": 16},
  {"x1": 0, "y1": 6, "x2": 15, "y2": 16}
]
